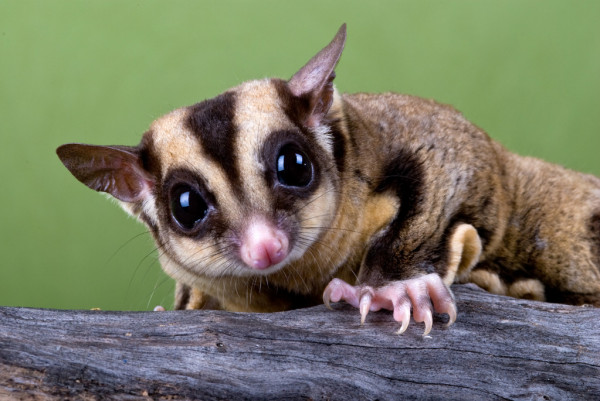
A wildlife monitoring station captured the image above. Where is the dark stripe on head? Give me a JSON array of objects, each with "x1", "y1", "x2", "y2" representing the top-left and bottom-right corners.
[
  {"x1": 138, "y1": 130, "x2": 162, "y2": 182},
  {"x1": 272, "y1": 78, "x2": 346, "y2": 175},
  {"x1": 272, "y1": 78, "x2": 312, "y2": 128},
  {"x1": 328, "y1": 118, "x2": 346, "y2": 174},
  {"x1": 186, "y1": 92, "x2": 239, "y2": 187}
]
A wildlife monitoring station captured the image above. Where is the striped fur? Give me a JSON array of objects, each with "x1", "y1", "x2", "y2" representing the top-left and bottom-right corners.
[{"x1": 57, "y1": 25, "x2": 600, "y2": 317}]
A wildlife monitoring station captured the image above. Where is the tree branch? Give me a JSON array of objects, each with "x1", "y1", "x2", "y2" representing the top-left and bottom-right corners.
[{"x1": 1, "y1": 284, "x2": 599, "y2": 400}]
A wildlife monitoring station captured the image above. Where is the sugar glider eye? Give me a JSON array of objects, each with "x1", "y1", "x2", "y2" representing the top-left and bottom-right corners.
[
  {"x1": 276, "y1": 144, "x2": 313, "y2": 187},
  {"x1": 170, "y1": 184, "x2": 208, "y2": 230}
]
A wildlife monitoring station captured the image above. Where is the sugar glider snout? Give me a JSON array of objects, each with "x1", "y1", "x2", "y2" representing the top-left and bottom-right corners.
[{"x1": 239, "y1": 218, "x2": 290, "y2": 270}]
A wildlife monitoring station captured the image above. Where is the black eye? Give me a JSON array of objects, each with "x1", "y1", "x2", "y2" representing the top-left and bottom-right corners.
[
  {"x1": 170, "y1": 184, "x2": 208, "y2": 230},
  {"x1": 276, "y1": 144, "x2": 312, "y2": 187}
]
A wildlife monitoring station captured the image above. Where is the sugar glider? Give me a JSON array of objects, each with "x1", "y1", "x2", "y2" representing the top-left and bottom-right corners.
[{"x1": 57, "y1": 24, "x2": 600, "y2": 335}]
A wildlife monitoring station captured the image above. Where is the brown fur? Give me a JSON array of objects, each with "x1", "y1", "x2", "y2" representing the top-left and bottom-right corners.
[
  {"x1": 129, "y1": 85, "x2": 600, "y2": 310},
  {"x1": 57, "y1": 25, "x2": 600, "y2": 316},
  {"x1": 336, "y1": 91, "x2": 600, "y2": 306}
]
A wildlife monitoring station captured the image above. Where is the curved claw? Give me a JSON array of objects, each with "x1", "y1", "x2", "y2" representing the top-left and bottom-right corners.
[
  {"x1": 396, "y1": 320, "x2": 410, "y2": 335},
  {"x1": 359, "y1": 292, "x2": 372, "y2": 325},
  {"x1": 446, "y1": 303, "x2": 457, "y2": 327},
  {"x1": 323, "y1": 278, "x2": 362, "y2": 310},
  {"x1": 322, "y1": 274, "x2": 457, "y2": 336},
  {"x1": 424, "y1": 273, "x2": 457, "y2": 326},
  {"x1": 422, "y1": 309, "x2": 433, "y2": 336},
  {"x1": 392, "y1": 297, "x2": 411, "y2": 335},
  {"x1": 323, "y1": 278, "x2": 346, "y2": 310},
  {"x1": 322, "y1": 285, "x2": 334, "y2": 310},
  {"x1": 394, "y1": 305, "x2": 411, "y2": 335}
]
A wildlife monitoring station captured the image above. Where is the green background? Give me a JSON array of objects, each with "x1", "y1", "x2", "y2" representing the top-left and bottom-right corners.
[{"x1": 1, "y1": 0, "x2": 599, "y2": 311}]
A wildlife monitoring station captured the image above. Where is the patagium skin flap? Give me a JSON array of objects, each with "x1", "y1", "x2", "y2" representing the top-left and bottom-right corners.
[{"x1": 57, "y1": 24, "x2": 600, "y2": 335}]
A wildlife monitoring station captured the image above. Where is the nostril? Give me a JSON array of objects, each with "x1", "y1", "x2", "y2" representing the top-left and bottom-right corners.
[
  {"x1": 266, "y1": 235, "x2": 288, "y2": 265},
  {"x1": 250, "y1": 238, "x2": 286, "y2": 269},
  {"x1": 252, "y1": 255, "x2": 269, "y2": 269},
  {"x1": 240, "y1": 219, "x2": 290, "y2": 270},
  {"x1": 247, "y1": 244, "x2": 270, "y2": 269}
]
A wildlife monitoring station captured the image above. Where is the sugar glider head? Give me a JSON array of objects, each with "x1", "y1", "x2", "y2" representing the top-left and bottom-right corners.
[{"x1": 57, "y1": 25, "x2": 347, "y2": 280}]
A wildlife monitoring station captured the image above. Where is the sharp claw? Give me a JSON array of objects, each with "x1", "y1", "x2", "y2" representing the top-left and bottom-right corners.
[
  {"x1": 359, "y1": 293, "x2": 372, "y2": 325},
  {"x1": 422, "y1": 309, "x2": 433, "y2": 336},
  {"x1": 396, "y1": 318, "x2": 410, "y2": 335},
  {"x1": 323, "y1": 279, "x2": 346, "y2": 309},
  {"x1": 323, "y1": 286, "x2": 333, "y2": 310},
  {"x1": 446, "y1": 303, "x2": 457, "y2": 327},
  {"x1": 324, "y1": 275, "x2": 457, "y2": 335},
  {"x1": 393, "y1": 301, "x2": 411, "y2": 335}
]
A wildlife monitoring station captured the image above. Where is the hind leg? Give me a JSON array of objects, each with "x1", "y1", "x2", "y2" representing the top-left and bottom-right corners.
[
  {"x1": 502, "y1": 158, "x2": 600, "y2": 306},
  {"x1": 538, "y1": 211, "x2": 600, "y2": 306}
]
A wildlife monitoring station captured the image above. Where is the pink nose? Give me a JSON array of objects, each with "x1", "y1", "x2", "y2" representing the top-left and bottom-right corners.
[{"x1": 240, "y1": 220, "x2": 289, "y2": 270}]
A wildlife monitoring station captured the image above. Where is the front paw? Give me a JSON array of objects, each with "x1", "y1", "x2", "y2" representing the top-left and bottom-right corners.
[{"x1": 322, "y1": 273, "x2": 456, "y2": 336}]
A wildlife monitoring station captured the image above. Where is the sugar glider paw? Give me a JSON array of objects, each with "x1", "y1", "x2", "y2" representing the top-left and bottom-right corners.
[{"x1": 323, "y1": 273, "x2": 456, "y2": 336}]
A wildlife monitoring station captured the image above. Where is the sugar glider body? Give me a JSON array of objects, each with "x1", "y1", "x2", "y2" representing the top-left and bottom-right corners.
[{"x1": 57, "y1": 25, "x2": 600, "y2": 334}]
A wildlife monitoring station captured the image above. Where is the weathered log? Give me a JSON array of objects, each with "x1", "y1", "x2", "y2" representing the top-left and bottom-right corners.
[{"x1": 0, "y1": 284, "x2": 598, "y2": 400}]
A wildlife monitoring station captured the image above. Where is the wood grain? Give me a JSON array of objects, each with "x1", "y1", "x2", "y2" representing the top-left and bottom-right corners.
[{"x1": 1, "y1": 284, "x2": 598, "y2": 400}]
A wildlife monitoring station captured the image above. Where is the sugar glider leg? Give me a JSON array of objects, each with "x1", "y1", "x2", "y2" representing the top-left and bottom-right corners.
[
  {"x1": 324, "y1": 273, "x2": 456, "y2": 335},
  {"x1": 174, "y1": 282, "x2": 223, "y2": 310},
  {"x1": 324, "y1": 224, "x2": 481, "y2": 335}
]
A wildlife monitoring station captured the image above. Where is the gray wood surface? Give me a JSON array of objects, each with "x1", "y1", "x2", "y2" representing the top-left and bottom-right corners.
[{"x1": 1, "y1": 284, "x2": 598, "y2": 400}]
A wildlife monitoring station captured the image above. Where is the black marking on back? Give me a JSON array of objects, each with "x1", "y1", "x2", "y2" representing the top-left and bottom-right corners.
[
  {"x1": 186, "y1": 92, "x2": 239, "y2": 187},
  {"x1": 138, "y1": 130, "x2": 162, "y2": 182}
]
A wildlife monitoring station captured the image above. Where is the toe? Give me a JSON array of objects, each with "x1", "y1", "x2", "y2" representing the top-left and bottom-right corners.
[
  {"x1": 322, "y1": 280, "x2": 338, "y2": 309},
  {"x1": 404, "y1": 277, "x2": 435, "y2": 335},
  {"x1": 405, "y1": 280, "x2": 433, "y2": 322},
  {"x1": 323, "y1": 278, "x2": 361, "y2": 309},
  {"x1": 323, "y1": 274, "x2": 458, "y2": 335},
  {"x1": 392, "y1": 298, "x2": 411, "y2": 334},
  {"x1": 423, "y1": 273, "x2": 458, "y2": 325},
  {"x1": 359, "y1": 291, "x2": 372, "y2": 325},
  {"x1": 446, "y1": 302, "x2": 457, "y2": 326},
  {"x1": 421, "y1": 309, "x2": 433, "y2": 336}
]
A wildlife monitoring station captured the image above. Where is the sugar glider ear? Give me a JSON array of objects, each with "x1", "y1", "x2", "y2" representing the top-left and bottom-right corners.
[
  {"x1": 288, "y1": 23, "x2": 346, "y2": 127},
  {"x1": 56, "y1": 143, "x2": 154, "y2": 203}
]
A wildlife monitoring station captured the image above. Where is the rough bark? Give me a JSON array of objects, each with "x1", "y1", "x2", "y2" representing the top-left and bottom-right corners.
[{"x1": 0, "y1": 284, "x2": 598, "y2": 400}]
